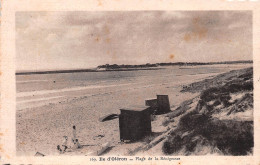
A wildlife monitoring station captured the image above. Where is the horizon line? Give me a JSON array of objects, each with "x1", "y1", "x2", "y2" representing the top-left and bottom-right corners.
[{"x1": 15, "y1": 60, "x2": 253, "y2": 75}]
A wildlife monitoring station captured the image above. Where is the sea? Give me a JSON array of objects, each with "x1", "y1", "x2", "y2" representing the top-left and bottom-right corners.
[{"x1": 16, "y1": 64, "x2": 252, "y2": 111}]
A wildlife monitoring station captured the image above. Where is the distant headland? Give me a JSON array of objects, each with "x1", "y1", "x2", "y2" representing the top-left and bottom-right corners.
[{"x1": 16, "y1": 60, "x2": 252, "y2": 75}]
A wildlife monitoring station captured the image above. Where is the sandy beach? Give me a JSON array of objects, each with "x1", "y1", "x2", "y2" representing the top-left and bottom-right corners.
[{"x1": 16, "y1": 64, "x2": 252, "y2": 156}]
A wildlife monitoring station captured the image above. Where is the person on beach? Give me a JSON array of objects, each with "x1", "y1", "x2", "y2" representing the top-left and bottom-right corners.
[
  {"x1": 72, "y1": 125, "x2": 77, "y2": 143},
  {"x1": 72, "y1": 139, "x2": 82, "y2": 149},
  {"x1": 72, "y1": 125, "x2": 82, "y2": 149},
  {"x1": 57, "y1": 126, "x2": 81, "y2": 153},
  {"x1": 57, "y1": 136, "x2": 68, "y2": 153}
]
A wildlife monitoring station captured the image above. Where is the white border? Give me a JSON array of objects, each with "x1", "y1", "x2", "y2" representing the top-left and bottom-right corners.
[{"x1": 1, "y1": 0, "x2": 260, "y2": 164}]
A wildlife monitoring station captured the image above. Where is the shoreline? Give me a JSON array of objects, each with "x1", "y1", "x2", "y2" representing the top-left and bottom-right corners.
[
  {"x1": 16, "y1": 61, "x2": 252, "y2": 75},
  {"x1": 16, "y1": 68, "x2": 162, "y2": 75},
  {"x1": 16, "y1": 74, "x2": 203, "y2": 156},
  {"x1": 16, "y1": 72, "x2": 222, "y2": 111}
]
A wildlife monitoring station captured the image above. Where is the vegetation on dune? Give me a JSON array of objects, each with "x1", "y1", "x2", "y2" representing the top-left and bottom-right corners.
[
  {"x1": 163, "y1": 111, "x2": 253, "y2": 155},
  {"x1": 197, "y1": 68, "x2": 253, "y2": 115},
  {"x1": 162, "y1": 67, "x2": 254, "y2": 155},
  {"x1": 181, "y1": 67, "x2": 253, "y2": 93}
]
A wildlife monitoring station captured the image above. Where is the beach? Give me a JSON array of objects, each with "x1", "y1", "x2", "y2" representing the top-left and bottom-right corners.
[{"x1": 16, "y1": 64, "x2": 252, "y2": 156}]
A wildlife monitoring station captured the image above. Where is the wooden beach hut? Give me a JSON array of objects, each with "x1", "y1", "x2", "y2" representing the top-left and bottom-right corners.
[
  {"x1": 145, "y1": 95, "x2": 171, "y2": 115},
  {"x1": 119, "y1": 106, "x2": 152, "y2": 141},
  {"x1": 156, "y1": 95, "x2": 171, "y2": 114}
]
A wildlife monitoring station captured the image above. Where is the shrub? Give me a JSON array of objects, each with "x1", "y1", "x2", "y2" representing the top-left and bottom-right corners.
[
  {"x1": 163, "y1": 112, "x2": 253, "y2": 155},
  {"x1": 201, "y1": 119, "x2": 253, "y2": 155},
  {"x1": 178, "y1": 111, "x2": 210, "y2": 131},
  {"x1": 162, "y1": 135, "x2": 182, "y2": 154}
]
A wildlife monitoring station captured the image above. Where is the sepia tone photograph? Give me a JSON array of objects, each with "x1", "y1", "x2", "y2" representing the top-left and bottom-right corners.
[{"x1": 15, "y1": 11, "x2": 253, "y2": 157}]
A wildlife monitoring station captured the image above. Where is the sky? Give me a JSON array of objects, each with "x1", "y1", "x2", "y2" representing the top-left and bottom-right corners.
[{"x1": 16, "y1": 11, "x2": 252, "y2": 71}]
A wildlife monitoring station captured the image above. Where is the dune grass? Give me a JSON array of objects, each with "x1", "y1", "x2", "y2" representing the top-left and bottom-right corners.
[{"x1": 162, "y1": 67, "x2": 254, "y2": 155}]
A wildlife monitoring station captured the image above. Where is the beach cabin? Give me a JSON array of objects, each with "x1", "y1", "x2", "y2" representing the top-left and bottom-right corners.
[
  {"x1": 119, "y1": 106, "x2": 152, "y2": 141},
  {"x1": 145, "y1": 95, "x2": 171, "y2": 115},
  {"x1": 145, "y1": 98, "x2": 158, "y2": 114},
  {"x1": 157, "y1": 95, "x2": 171, "y2": 114}
]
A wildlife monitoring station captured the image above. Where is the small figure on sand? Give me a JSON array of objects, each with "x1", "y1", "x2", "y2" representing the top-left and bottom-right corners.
[
  {"x1": 57, "y1": 126, "x2": 82, "y2": 153},
  {"x1": 57, "y1": 136, "x2": 68, "y2": 153},
  {"x1": 72, "y1": 138, "x2": 82, "y2": 149},
  {"x1": 72, "y1": 125, "x2": 82, "y2": 149},
  {"x1": 72, "y1": 125, "x2": 77, "y2": 142}
]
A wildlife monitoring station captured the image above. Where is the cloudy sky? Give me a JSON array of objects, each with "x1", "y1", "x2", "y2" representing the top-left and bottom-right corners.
[{"x1": 16, "y1": 11, "x2": 252, "y2": 71}]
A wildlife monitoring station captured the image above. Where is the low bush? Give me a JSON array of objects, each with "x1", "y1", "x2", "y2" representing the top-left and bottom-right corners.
[
  {"x1": 162, "y1": 135, "x2": 182, "y2": 155},
  {"x1": 178, "y1": 111, "x2": 210, "y2": 131},
  {"x1": 162, "y1": 112, "x2": 253, "y2": 155},
  {"x1": 201, "y1": 119, "x2": 253, "y2": 155}
]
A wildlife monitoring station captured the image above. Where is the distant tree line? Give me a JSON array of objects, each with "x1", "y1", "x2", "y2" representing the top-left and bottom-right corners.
[
  {"x1": 98, "y1": 60, "x2": 253, "y2": 69},
  {"x1": 97, "y1": 63, "x2": 158, "y2": 69},
  {"x1": 157, "y1": 60, "x2": 252, "y2": 66},
  {"x1": 16, "y1": 60, "x2": 253, "y2": 75}
]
